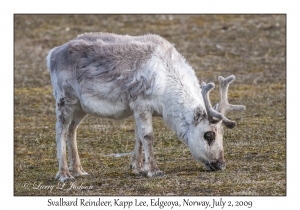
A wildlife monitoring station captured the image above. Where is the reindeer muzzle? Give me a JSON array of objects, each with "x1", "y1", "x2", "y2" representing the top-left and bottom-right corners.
[{"x1": 205, "y1": 161, "x2": 226, "y2": 171}]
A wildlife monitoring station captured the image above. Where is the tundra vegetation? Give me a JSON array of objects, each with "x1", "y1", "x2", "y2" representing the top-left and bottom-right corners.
[{"x1": 14, "y1": 15, "x2": 285, "y2": 196}]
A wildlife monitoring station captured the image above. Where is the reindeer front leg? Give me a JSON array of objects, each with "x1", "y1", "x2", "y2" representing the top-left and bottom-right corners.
[
  {"x1": 130, "y1": 124, "x2": 144, "y2": 174},
  {"x1": 133, "y1": 109, "x2": 164, "y2": 177}
]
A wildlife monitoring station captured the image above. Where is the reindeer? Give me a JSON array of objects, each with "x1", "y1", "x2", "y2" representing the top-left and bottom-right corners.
[{"x1": 46, "y1": 32, "x2": 245, "y2": 182}]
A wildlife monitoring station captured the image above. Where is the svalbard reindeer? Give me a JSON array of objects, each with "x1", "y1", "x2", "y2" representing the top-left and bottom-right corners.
[{"x1": 46, "y1": 32, "x2": 245, "y2": 182}]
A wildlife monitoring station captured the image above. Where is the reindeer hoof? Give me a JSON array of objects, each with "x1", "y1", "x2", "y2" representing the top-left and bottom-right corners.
[
  {"x1": 55, "y1": 171, "x2": 75, "y2": 182},
  {"x1": 130, "y1": 163, "x2": 144, "y2": 175},
  {"x1": 73, "y1": 171, "x2": 89, "y2": 177},
  {"x1": 147, "y1": 170, "x2": 165, "y2": 177},
  {"x1": 70, "y1": 166, "x2": 89, "y2": 177},
  {"x1": 138, "y1": 171, "x2": 147, "y2": 176}
]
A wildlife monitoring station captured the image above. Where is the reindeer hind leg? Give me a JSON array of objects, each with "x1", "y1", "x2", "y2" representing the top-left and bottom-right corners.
[
  {"x1": 67, "y1": 109, "x2": 88, "y2": 177},
  {"x1": 55, "y1": 97, "x2": 76, "y2": 182}
]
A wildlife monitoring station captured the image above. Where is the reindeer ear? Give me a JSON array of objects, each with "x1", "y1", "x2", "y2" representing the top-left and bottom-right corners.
[{"x1": 194, "y1": 106, "x2": 205, "y2": 124}]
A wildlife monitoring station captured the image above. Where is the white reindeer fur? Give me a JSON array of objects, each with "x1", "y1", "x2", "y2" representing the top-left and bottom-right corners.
[{"x1": 47, "y1": 32, "x2": 243, "y2": 181}]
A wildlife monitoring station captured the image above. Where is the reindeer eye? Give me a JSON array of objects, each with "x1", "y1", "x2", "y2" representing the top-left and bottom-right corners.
[{"x1": 204, "y1": 131, "x2": 215, "y2": 145}]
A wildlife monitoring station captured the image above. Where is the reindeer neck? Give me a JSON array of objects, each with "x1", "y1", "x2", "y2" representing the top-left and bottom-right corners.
[{"x1": 160, "y1": 63, "x2": 202, "y2": 145}]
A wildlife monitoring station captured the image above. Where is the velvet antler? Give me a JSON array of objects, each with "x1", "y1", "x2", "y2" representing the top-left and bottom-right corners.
[{"x1": 201, "y1": 75, "x2": 246, "y2": 129}]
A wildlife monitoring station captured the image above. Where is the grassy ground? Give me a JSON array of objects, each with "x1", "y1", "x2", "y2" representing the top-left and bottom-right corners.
[{"x1": 14, "y1": 14, "x2": 286, "y2": 196}]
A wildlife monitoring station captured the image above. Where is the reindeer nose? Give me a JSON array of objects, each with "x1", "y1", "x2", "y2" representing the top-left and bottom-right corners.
[{"x1": 208, "y1": 161, "x2": 226, "y2": 171}]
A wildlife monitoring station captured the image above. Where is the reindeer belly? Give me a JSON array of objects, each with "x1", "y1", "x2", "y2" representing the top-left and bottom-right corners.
[{"x1": 80, "y1": 97, "x2": 133, "y2": 120}]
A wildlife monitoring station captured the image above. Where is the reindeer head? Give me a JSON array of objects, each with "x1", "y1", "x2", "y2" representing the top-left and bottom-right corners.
[{"x1": 188, "y1": 75, "x2": 246, "y2": 171}]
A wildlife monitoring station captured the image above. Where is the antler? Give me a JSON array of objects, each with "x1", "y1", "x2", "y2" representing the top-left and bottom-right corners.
[
  {"x1": 217, "y1": 75, "x2": 246, "y2": 128},
  {"x1": 201, "y1": 82, "x2": 224, "y2": 124},
  {"x1": 201, "y1": 75, "x2": 246, "y2": 129}
]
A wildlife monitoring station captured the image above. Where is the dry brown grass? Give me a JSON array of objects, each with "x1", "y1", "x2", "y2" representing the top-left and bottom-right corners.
[{"x1": 14, "y1": 14, "x2": 285, "y2": 196}]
